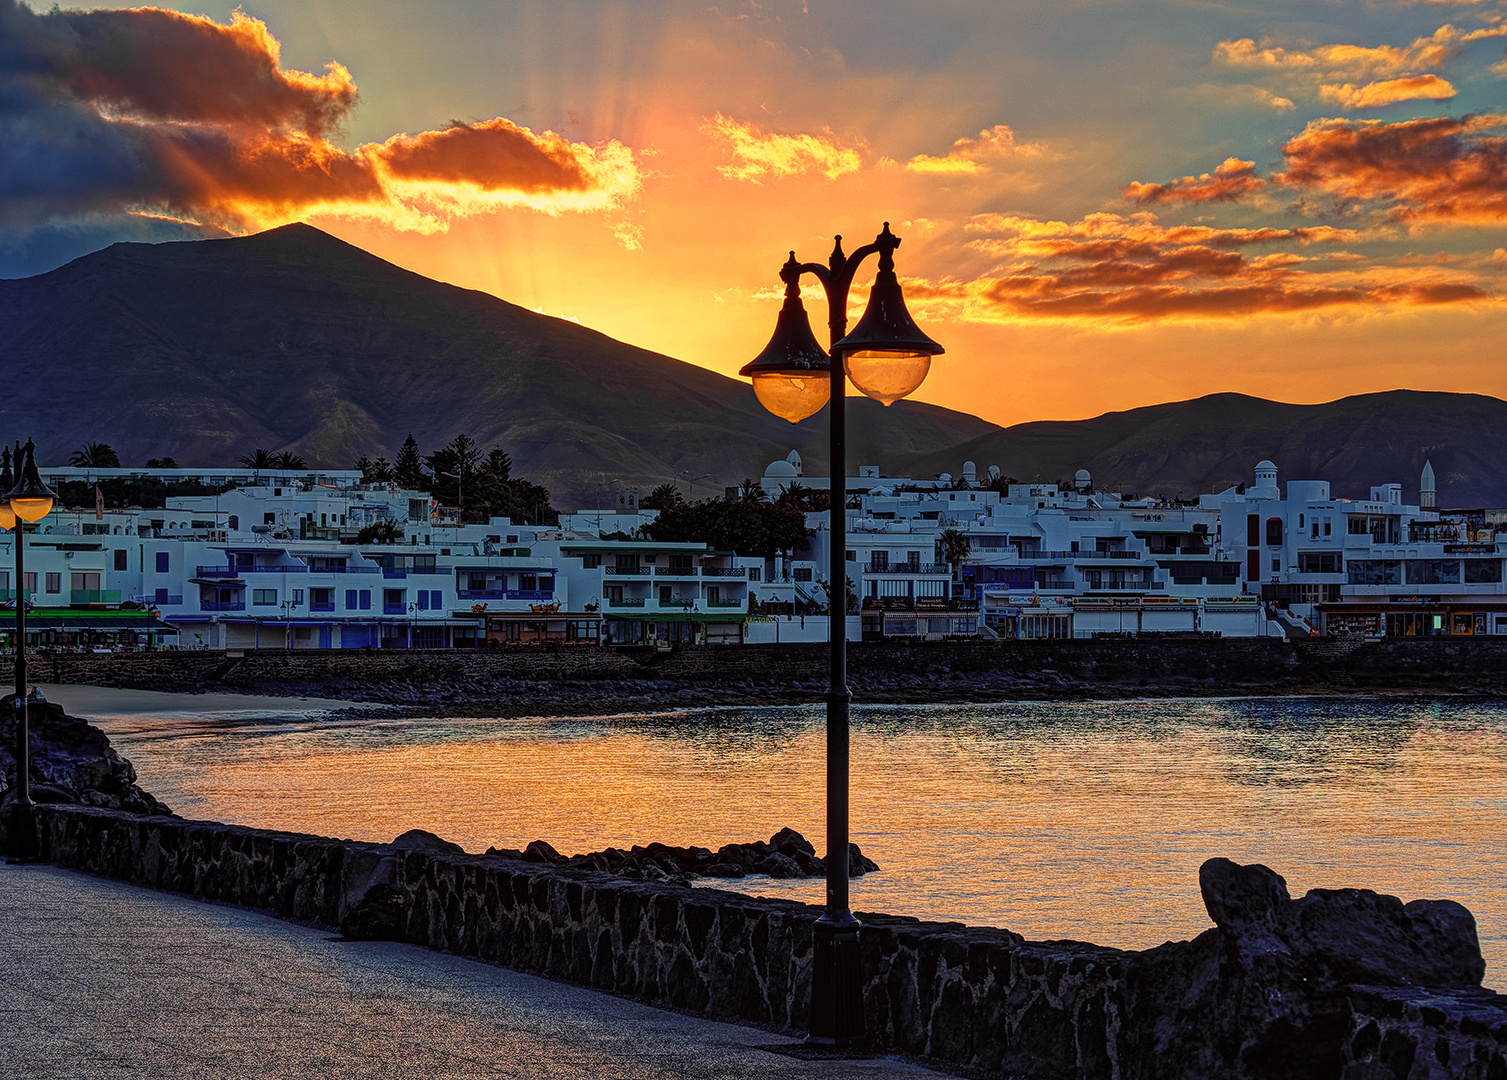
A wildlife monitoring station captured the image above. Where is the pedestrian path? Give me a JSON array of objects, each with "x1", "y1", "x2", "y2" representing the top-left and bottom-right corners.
[{"x1": 0, "y1": 864, "x2": 939, "y2": 1080}]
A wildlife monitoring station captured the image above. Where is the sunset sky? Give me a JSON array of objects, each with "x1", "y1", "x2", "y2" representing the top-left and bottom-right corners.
[{"x1": 3, "y1": 0, "x2": 1507, "y2": 429}]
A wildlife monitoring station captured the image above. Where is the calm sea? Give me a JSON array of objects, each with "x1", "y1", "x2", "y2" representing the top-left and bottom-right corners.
[{"x1": 64, "y1": 686, "x2": 1507, "y2": 987}]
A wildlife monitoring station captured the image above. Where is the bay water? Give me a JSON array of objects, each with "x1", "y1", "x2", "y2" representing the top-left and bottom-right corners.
[{"x1": 62, "y1": 686, "x2": 1507, "y2": 986}]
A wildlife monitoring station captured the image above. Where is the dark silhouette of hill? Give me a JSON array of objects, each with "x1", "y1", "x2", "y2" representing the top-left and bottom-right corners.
[
  {"x1": 0, "y1": 223, "x2": 997, "y2": 508},
  {"x1": 896, "y1": 391, "x2": 1507, "y2": 508}
]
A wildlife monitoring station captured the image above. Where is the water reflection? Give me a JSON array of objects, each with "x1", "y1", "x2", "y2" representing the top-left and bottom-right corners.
[{"x1": 76, "y1": 690, "x2": 1507, "y2": 987}]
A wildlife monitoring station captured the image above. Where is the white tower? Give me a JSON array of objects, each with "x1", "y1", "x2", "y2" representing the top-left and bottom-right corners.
[
  {"x1": 1421, "y1": 460, "x2": 1436, "y2": 509},
  {"x1": 1250, "y1": 460, "x2": 1279, "y2": 499}
]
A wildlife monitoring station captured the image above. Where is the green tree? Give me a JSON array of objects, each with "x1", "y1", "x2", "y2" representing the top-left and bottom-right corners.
[
  {"x1": 483, "y1": 446, "x2": 512, "y2": 480},
  {"x1": 937, "y1": 528, "x2": 972, "y2": 579},
  {"x1": 644, "y1": 498, "x2": 811, "y2": 559},
  {"x1": 642, "y1": 483, "x2": 684, "y2": 510},
  {"x1": 270, "y1": 451, "x2": 307, "y2": 470},
  {"x1": 737, "y1": 478, "x2": 768, "y2": 503},
  {"x1": 144, "y1": 456, "x2": 178, "y2": 468},
  {"x1": 239, "y1": 449, "x2": 274, "y2": 470},
  {"x1": 70, "y1": 442, "x2": 119, "y2": 468},
  {"x1": 394, "y1": 434, "x2": 428, "y2": 490},
  {"x1": 357, "y1": 521, "x2": 403, "y2": 543}
]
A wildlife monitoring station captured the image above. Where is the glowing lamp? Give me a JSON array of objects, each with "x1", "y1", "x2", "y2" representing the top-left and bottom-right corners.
[
  {"x1": 833, "y1": 256, "x2": 944, "y2": 407},
  {"x1": 739, "y1": 253, "x2": 832, "y2": 424},
  {"x1": 0, "y1": 449, "x2": 15, "y2": 532},
  {"x1": 9, "y1": 441, "x2": 55, "y2": 523}
]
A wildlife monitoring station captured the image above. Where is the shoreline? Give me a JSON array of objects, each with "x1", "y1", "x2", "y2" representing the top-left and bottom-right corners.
[{"x1": 20, "y1": 636, "x2": 1507, "y2": 718}]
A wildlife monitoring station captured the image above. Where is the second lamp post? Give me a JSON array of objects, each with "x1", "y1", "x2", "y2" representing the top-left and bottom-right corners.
[{"x1": 739, "y1": 222, "x2": 943, "y2": 1045}]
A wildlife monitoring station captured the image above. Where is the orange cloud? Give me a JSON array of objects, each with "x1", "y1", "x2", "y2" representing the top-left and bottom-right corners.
[
  {"x1": 907, "y1": 211, "x2": 1490, "y2": 323},
  {"x1": 2, "y1": 5, "x2": 640, "y2": 235},
  {"x1": 1318, "y1": 74, "x2": 1457, "y2": 109},
  {"x1": 1215, "y1": 26, "x2": 1462, "y2": 80},
  {"x1": 46, "y1": 8, "x2": 356, "y2": 135},
  {"x1": 904, "y1": 124, "x2": 1046, "y2": 176},
  {"x1": 701, "y1": 114, "x2": 861, "y2": 182},
  {"x1": 1276, "y1": 114, "x2": 1507, "y2": 224},
  {"x1": 1126, "y1": 158, "x2": 1267, "y2": 204}
]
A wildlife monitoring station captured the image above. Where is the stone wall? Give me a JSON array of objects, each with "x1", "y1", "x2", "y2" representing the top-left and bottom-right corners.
[
  {"x1": 15, "y1": 637, "x2": 1507, "y2": 707},
  {"x1": 32, "y1": 805, "x2": 1507, "y2": 1079}
]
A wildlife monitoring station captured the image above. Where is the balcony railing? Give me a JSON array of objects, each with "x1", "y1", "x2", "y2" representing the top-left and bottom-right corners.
[
  {"x1": 701, "y1": 567, "x2": 746, "y2": 578},
  {"x1": 706, "y1": 599, "x2": 745, "y2": 608},
  {"x1": 655, "y1": 567, "x2": 697, "y2": 576},
  {"x1": 605, "y1": 566, "x2": 650, "y2": 576},
  {"x1": 149, "y1": 595, "x2": 183, "y2": 606},
  {"x1": 608, "y1": 598, "x2": 645, "y2": 607},
  {"x1": 195, "y1": 566, "x2": 243, "y2": 578},
  {"x1": 200, "y1": 601, "x2": 246, "y2": 611},
  {"x1": 382, "y1": 604, "x2": 408, "y2": 615},
  {"x1": 305, "y1": 564, "x2": 380, "y2": 574},
  {"x1": 658, "y1": 599, "x2": 695, "y2": 610},
  {"x1": 69, "y1": 590, "x2": 121, "y2": 606},
  {"x1": 310, "y1": 602, "x2": 336, "y2": 612}
]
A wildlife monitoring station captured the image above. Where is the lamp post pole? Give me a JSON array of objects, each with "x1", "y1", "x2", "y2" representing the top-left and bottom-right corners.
[
  {"x1": 739, "y1": 224, "x2": 944, "y2": 1045},
  {"x1": 6, "y1": 440, "x2": 56, "y2": 861}
]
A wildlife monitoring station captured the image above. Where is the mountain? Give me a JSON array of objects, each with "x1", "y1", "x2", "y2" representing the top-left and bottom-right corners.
[
  {"x1": 895, "y1": 390, "x2": 1507, "y2": 508},
  {"x1": 0, "y1": 223, "x2": 997, "y2": 508}
]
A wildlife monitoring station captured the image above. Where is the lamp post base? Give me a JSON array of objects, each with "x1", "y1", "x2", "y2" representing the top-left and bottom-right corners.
[
  {"x1": 5, "y1": 799, "x2": 37, "y2": 863},
  {"x1": 807, "y1": 913, "x2": 866, "y2": 1046}
]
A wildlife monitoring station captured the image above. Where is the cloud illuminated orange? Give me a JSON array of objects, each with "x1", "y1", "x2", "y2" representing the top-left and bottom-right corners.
[
  {"x1": 903, "y1": 211, "x2": 1490, "y2": 323},
  {"x1": 701, "y1": 114, "x2": 862, "y2": 182},
  {"x1": 904, "y1": 125, "x2": 1046, "y2": 176},
  {"x1": 1277, "y1": 114, "x2": 1507, "y2": 225},
  {"x1": 1318, "y1": 74, "x2": 1457, "y2": 109},
  {"x1": 1126, "y1": 158, "x2": 1267, "y2": 204}
]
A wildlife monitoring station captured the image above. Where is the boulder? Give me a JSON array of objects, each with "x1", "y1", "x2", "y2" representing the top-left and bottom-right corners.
[
  {"x1": 390, "y1": 829, "x2": 464, "y2": 855},
  {"x1": 758, "y1": 852, "x2": 804, "y2": 879}
]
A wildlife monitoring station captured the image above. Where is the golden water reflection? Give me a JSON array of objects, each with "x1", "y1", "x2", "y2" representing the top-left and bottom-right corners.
[{"x1": 86, "y1": 696, "x2": 1507, "y2": 986}]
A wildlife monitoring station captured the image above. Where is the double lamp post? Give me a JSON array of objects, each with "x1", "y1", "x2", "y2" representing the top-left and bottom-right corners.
[
  {"x1": 0, "y1": 439, "x2": 57, "y2": 860},
  {"x1": 739, "y1": 222, "x2": 943, "y2": 1045}
]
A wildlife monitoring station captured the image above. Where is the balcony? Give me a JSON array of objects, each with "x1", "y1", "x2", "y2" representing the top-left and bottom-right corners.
[
  {"x1": 148, "y1": 595, "x2": 183, "y2": 607},
  {"x1": 655, "y1": 566, "x2": 697, "y2": 577},
  {"x1": 69, "y1": 590, "x2": 121, "y2": 607},
  {"x1": 195, "y1": 566, "x2": 243, "y2": 578},
  {"x1": 657, "y1": 599, "x2": 695, "y2": 610},
  {"x1": 701, "y1": 567, "x2": 746, "y2": 578},
  {"x1": 706, "y1": 599, "x2": 745, "y2": 609},
  {"x1": 310, "y1": 602, "x2": 336, "y2": 612},
  {"x1": 383, "y1": 604, "x2": 408, "y2": 615},
  {"x1": 605, "y1": 566, "x2": 650, "y2": 577},
  {"x1": 305, "y1": 564, "x2": 380, "y2": 574},
  {"x1": 200, "y1": 601, "x2": 246, "y2": 612},
  {"x1": 608, "y1": 597, "x2": 645, "y2": 608},
  {"x1": 458, "y1": 589, "x2": 555, "y2": 602}
]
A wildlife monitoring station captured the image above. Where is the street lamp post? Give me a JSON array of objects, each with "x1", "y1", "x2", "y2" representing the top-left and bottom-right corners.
[
  {"x1": 739, "y1": 223, "x2": 943, "y2": 1045},
  {"x1": 5, "y1": 440, "x2": 57, "y2": 860}
]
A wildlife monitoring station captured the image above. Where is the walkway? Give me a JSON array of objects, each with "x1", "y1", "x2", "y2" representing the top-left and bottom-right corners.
[{"x1": 0, "y1": 863, "x2": 938, "y2": 1080}]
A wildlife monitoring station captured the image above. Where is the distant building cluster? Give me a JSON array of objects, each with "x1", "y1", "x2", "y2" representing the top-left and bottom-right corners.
[{"x1": 5, "y1": 452, "x2": 1493, "y2": 652}]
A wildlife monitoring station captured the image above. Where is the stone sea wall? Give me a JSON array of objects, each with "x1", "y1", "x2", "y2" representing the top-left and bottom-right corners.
[
  {"x1": 32, "y1": 805, "x2": 1507, "y2": 1079},
  {"x1": 16, "y1": 636, "x2": 1507, "y2": 708}
]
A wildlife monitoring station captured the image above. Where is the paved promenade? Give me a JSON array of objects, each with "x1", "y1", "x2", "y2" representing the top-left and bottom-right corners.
[{"x1": 0, "y1": 863, "x2": 938, "y2": 1080}]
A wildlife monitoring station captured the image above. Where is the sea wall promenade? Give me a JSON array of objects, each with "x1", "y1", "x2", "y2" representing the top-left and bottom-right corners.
[
  {"x1": 27, "y1": 804, "x2": 1507, "y2": 1080},
  {"x1": 14, "y1": 636, "x2": 1507, "y2": 710}
]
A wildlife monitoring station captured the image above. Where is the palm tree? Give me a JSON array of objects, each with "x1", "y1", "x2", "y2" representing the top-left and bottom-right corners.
[
  {"x1": 738, "y1": 478, "x2": 768, "y2": 503},
  {"x1": 69, "y1": 442, "x2": 119, "y2": 468},
  {"x1": 938, "y1": 528, "x2": 972, "y2": 579},
  {"x1": 239, "y1": 449, "x2": 274, "y2": 470},
  {"x1": 270, "y1": 451, "x2": 307, "y2": 470}
]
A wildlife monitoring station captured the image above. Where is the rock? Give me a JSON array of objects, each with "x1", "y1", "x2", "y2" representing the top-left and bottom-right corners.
[
  {"x1": 1200, "y1": 857, "x2": 1292, "y2": 955},
  {"x1": 849, "y1": 843, "x2": 879, "y2": 876},
  {"x1": 702, "y1": 862, "x2": 746, "y2": 879},
  {"x1": 390, "y1": 829, "x2": 464, "y2": 855},
  {"x1": 0, "y1": 695, "x2": 172, "y2": 819},
  {"x1": 521, "y1": 839, "x2": 565, "y2": 864},
  {"x1": 758, "y1": 852, "x2": 804, "y2": 879},
  {"x1": 770, "y1": 826, "x2": 816, "y2": 858}
]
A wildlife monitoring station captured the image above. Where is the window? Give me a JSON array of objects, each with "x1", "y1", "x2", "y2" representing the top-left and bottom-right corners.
[
  {"x1": 582, "y1": 554, "x2": 601, "y2": 568},
  {"x1": 115, "y1": 550, "x2": 128, "y2": 571},
  {"x1": 429, "y1": 589, "x2": 442, "y2": 609},
  {"x1": 1247, "y1": 514, "x2": 1260, "y2": 547},
  {"x1": 794, "y1": 568, "x2": 813, "y2": 582},
  {"x1": 23, "y1": 572, "x2": 36, "y2": 594},
  {"x1": 1265, "y1": 518, "x2": 1283, "y2": 546},
  {"x1": 748, "y1": 568, "x2": 760, "y2": 582},
  {"x1": 252, "y1": 589, "x2": 277, "y2": 605},
  {"x1": 345, "y1": 589, "x2": 371, "y2": 610},
  {"x1": 1406, "y1": 560, "x2": 1461, "y2": 585},
  {"x1": 659, "y1": 586, "x2": 672, "y2": 604},
  {"x1": 264, "y1": 512, "x2": 276, "y2": 525},
  {"x1": 1298, "y1": 553, "x2": 1340, "y2": 574},
  {"x1": 45, "y1": 573, "x2": 60, "y2": 593},
  {"x1": 70, "y1": 573, "x2": 100, "y2": 591},
  {"x1": 1465, "y1": 560, "x2": 1503, "y2": 584},
  {"x1": 1270, "y1": 558, "x2": 1280, "y2": 573},
  {"x1": 1324, "y1": 519, "x2": 1332, "y2": 537},
  {"x1": 418, "y1": 591, "x2": 429, "y2": 611},
  {"x1": 293, "y1": 589, "x2": 305, "y2": 604},
  {"x1": 155, "y1": 551, "x2": 169, "y2": 573},
  {"x1": 383, "y1": 589, "x2": 405, "y2": 613},
  {"x1": 1348, "y1": 560, "x2": 1401, "y2": 586}
]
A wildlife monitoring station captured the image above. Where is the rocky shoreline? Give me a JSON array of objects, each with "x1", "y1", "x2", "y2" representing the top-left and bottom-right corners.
[{"x1": 15, "y1": 637, "x2": 1507, "y2": 718}]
